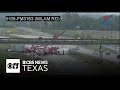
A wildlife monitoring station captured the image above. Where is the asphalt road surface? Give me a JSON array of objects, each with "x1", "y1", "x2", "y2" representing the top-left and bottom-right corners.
[{"x1": 1, "y1": 31, "x2": 119, "y2": 63}]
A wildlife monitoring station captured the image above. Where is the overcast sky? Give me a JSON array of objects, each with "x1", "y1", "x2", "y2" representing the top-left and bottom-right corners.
[
  {"x1": 0, "y1": 12, "x2": 119, "y2": 18},
  {"x1": 78, "y1": 12, "x2": 119, "y2": 15},
  {"x1": 0, "y1": 12, "x2": 119, "y2": 14}
]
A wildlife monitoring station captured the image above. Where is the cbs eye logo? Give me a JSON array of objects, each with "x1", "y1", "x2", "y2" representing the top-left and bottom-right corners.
[
  {"x1": 6, "y1": 59, "x2": 20, "y2": 73},
  {"x1": 7, "y1": 63, "x2": 19, "y2": 69}
]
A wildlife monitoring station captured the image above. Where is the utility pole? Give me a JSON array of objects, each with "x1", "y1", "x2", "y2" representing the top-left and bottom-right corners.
[
  {"x1": 62, "y1": 45, "x2": 64, "y2": 55},
  {"x1": 117, "y1": 26, "x2": 120, "y2": 61},
  {"x1": 32, "y1": 44, "x2": 35, "y2": 60},
  {"x1": 98, "y1": 45, "x2": 103, "y2": 64},
  {"x1": 111, "y1": 24, "x2": 112, "y2": 39}
]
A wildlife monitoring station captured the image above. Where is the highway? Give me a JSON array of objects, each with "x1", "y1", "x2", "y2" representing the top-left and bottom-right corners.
[
  {"x1": 0, "y1": 38, "x2": 119, "y2": 44},
  {"x1": 0, "y1": 27, "x2": 119, "y2": 64}
]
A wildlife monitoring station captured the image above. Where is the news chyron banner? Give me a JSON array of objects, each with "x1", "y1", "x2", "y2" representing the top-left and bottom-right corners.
[
  {"x1": 0, "y1": 12, "x2": 120, "y2": 78},
  {"x1": 6, "y1": 16, "x2": 61, "y2": 21}
]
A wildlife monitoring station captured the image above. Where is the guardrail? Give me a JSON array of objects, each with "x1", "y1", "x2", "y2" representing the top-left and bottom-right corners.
[{"x1": 0, "y1": 38, "x2": 119, "y2": 44}]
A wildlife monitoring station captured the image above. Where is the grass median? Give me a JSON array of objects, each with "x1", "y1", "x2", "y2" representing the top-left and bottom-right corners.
[{"x1": 71, "y1": 53, "x2": 116, "y2": 64}]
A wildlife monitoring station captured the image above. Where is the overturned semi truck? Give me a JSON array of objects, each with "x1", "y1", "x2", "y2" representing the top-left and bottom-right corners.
[
  {"x1": 8, "y1": 44, "x2": 59, "y2": 55},
  {"x1": 8, "y1": 44, "x2": 79, "y2": 55}
]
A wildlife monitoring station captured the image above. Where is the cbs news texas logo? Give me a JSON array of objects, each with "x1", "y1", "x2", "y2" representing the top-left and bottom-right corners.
[
  {"x1": 6, "y1": 59, "x2": 20, "y2": 73},
  {"x1": 6, "y1": 59, "x2": 48, "y2": 73}
]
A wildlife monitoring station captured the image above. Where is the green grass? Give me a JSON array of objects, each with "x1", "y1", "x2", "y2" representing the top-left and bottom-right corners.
[
  {"x1": 0, "y1": 43, "x2": 14, "y2": 73},
  {"x1": 0, "y1": 28, "x2": 10, "y2": 33},
  {"x1": 80, "y1": 45, "x2": 101, "y2": 51},
  {"x1": 0, "y1": 28, "x2": 34, "y2": 35},
  {"x1": 41, "y1": 29, "x2": 79, "y2": 37},
  {"x1": 0, "y1": 44, "x2": 11, "y2": 50},
  {"x1": 71, "y1": 53, "x2": 116, "y2": 64},
  {"x1": 80, "y1": 44, "x2": 117, "y2": 54},
  {"x1": 40, "y1": 29, "x2": 119, "y2": 39}
]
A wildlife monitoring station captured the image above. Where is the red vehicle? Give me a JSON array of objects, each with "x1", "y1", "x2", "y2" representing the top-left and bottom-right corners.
[{"x1": 24, "y1": 44, "x2": 59, "y2": 55}]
